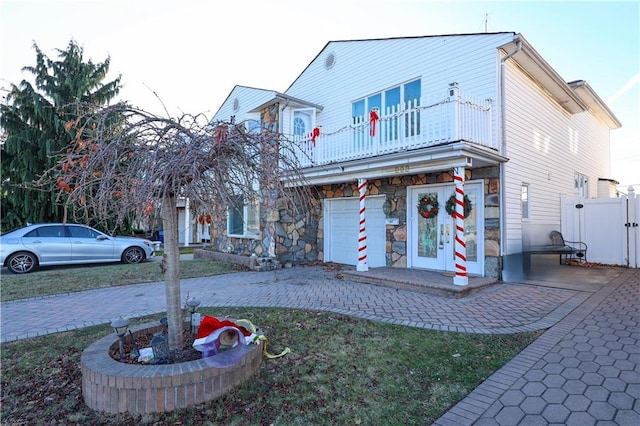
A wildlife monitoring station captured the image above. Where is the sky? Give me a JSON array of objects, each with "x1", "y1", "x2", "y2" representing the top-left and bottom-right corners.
[{"x1": 1, "y1": 0, "x2": 639, "y2": 190}]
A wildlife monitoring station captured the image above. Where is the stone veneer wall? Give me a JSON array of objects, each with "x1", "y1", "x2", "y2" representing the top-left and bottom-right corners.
[{"x1": 207, "y1": 166, "x2": 501, "y2": 278}]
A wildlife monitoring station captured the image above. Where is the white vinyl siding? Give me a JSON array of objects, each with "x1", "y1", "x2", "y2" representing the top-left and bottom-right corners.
[
  {"x1": 285, "y1": 34, "x2": 513, "y2": 146},
  {"x1": 212, "y1": 86, "x2": 278, "y2": 124},
  {"x1": 502, "y1": 59, "x2": 612, "y2": 250}
]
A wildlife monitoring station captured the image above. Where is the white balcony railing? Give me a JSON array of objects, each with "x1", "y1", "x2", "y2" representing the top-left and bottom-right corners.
[{"x1": 288, "y1": 86, "x2": 494, "y2": 168}]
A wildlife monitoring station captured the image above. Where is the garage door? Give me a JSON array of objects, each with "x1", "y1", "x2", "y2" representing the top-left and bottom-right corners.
[{"x1": 324, "y1": 196, "x2": 386, "y2": 267}]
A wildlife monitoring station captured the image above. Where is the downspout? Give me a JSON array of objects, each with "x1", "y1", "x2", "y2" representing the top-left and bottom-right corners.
[{"x1": 499, "y1": 37, "x2": 521, "y2": 275}]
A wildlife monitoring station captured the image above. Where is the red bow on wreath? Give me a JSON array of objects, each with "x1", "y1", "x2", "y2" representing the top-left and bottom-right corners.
[
  {"x1": 418, "y1": 195, "x2": 439, "y2": 219},
  {"x1": 370, "y1": 109, "x2": 379, "y2": 137}
]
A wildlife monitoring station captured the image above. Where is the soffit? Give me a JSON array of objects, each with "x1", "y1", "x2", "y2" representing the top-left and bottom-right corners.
[
  {"x1": 284, "y1": 142, "x2": 508, "y2": 187},
  {"x1": 249, "y1": 93, "x2": 324, "y2": 113},
  {"x1": 569, "y1": 80, "x2": 621, "y2": 129},
  {"x1": 500, "y1": 36, "x2": 587, "y2": 114}
]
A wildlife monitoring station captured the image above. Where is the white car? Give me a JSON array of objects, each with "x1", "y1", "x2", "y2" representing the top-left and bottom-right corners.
[{"x1": 1, "y1": 223, "x2": 155, "y2": 274}]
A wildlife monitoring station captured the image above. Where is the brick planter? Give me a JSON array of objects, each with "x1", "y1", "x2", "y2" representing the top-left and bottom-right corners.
[{"x1": 81, "y1": 322, "x2": 262, "y2": 414}]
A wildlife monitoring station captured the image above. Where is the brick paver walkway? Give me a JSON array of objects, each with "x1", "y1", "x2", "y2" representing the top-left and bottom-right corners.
[
  {"x1": 1, "y1": 266, "x2": 587, "y2": 342},
  {"x1": 434, "y1": 268, "x2": 639, "y2": 425}
]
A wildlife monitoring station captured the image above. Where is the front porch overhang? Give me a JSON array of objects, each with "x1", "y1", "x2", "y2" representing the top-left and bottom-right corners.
[
  {"x1": 285, "y1": 141, "x2": 509, "y2": 187},
  {"x1": 250, "y1": 93, "x2": 324, "y2": 113}
]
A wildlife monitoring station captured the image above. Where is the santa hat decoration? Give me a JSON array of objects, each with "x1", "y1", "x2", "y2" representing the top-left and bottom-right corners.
[{"x1": 195, "y1": 315, "x2": 252, "y2": 339}]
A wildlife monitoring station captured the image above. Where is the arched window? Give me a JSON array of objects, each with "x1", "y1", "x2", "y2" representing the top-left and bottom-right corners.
[{"x1": 293, "y1": 117, "x2": 306, "y2": 137}]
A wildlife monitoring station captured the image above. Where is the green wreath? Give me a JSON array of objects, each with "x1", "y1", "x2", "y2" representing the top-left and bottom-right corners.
[
  {"x1": 445, "y1": 193, "x2": 472, "y2": 218},
  {"x1": 417, "y1": 194, "x2": 439, "y2": 219}
]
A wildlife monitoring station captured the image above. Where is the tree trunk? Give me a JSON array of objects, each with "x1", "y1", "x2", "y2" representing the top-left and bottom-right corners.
[{"x1": 162, "y1": 195, "x2": 184, "y2": 350}]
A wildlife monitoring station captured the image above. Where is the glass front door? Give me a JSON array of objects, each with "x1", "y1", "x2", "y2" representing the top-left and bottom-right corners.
[{"x1": 409, "y1": 183, "x2": 483, "y2": 275}]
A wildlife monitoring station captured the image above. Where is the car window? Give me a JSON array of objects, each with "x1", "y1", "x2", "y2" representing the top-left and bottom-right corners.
[
  {"x1": 25, "y1": 225, "x2": 67, "y2": 238},
  {"x1": 68, "y1": 226, "x2": 101, "y2": 239}
]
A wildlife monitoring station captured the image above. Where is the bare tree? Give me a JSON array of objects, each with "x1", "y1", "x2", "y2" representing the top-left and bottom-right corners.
[{"x1": 38, "y1": 102, "x2": 313, "y2": 349}]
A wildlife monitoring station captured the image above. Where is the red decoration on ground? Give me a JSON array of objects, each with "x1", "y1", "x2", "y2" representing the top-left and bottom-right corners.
[{"x1": 196, "y1": 316, "x2": 253, "y2": 339}]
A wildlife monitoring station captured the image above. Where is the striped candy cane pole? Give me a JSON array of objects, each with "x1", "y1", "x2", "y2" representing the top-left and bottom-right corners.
[
  {"x1": 357, "y1": 178, "x2": 368, "y2": 272},
  {"x1": 453, "y1": 167, "x2": 468, "y2": 286}
]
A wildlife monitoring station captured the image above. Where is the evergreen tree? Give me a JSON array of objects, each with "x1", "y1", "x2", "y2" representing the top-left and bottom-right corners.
[{"x1": 0, "y1": 40, "x2": 121, "y2": 231}]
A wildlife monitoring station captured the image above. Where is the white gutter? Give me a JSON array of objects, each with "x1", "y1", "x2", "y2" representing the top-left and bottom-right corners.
[
  {"x1": 568, "y1": 80, "x2": 622, "y2": 129},
  {"x1": 499, "y1": 37, "x2": 522, "y2": 268}
]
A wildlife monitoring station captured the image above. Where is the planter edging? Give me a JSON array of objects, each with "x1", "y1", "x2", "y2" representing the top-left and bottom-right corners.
[{"x1": 81, "y1": 321, "x2": 262, "y2": 414}]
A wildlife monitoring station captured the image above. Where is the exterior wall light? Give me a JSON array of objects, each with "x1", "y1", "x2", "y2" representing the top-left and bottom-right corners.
[{"x1": 382, "y1": 199, "x2": 392, "y2": 217}]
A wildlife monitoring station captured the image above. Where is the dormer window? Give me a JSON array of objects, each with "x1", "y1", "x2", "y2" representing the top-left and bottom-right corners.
[
  {"x1": 292, "y1": 109, "x2": 314, "y2": 138},
  {"x1": 293, "y1": 117, "x2": 306, "y2": 136}
]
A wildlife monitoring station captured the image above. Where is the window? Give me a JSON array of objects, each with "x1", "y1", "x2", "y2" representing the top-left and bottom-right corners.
[
  {"x1": 385, "y1": 87, "x2": 400, "y2": 141},
  {"x1": 351, "y1": 78, "x2": 421, "y2": 142},
  {"x1": 227, "y1": 196, "x2": 260, "y2": 237},
  {"x1": 521, "y1": 184, "x2": 530, "y2": 219},
  {"x1": 352, "y1": 99, "x2": 366, "y2": 146},
  {"x1": 25, "y1": 225, "x2": 66, "y2": 238},
  {"x1": 574, "y1": 173, "x2": 589, "y2": 198},
  {"x1": 368, "y1": 93, "x2": 381, "y2": 113},
  {"x1": 293, "y1": 117, "x2": 306, "y2": 136},
  {"x1": 292, "y1": 109, "x2": 314, "y2": 138},
  {"x1": 246, "y1": 119, "x2": 261, "y2": 134},
  {"x1": 68, "y1": 225, "x2": 101, "y2": 239},
  {"x1": 228, "y1": 197, "x2": 244, "y2": 235},
  {"x1": 352, "y1": 99, "x2": 365, "y2": 125},
  {"x1": 404, "y1": 79, "x2": 421, "y2": 137}
]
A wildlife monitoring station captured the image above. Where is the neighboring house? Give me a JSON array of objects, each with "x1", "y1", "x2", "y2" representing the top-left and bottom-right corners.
[
  {"x1": 208, "y1": 32, "x2": 621, "y2": 280},
  {"x1": 150, "y1": 198, "x2": 210, "y2": 246}
]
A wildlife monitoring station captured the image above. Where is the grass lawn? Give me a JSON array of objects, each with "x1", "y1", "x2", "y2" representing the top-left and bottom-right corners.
[
  {"x1": 0, "y1": 260, "x2": 542, "y2": 424},
  {"x1": 0, "y1": 258, "x2": 240, "y2": 302},
  {"x1": 1, "y1": 306, "x2": 540, "y2": 425}
]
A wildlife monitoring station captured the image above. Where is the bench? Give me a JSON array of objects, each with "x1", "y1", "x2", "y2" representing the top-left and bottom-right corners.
[{"x1": 524, "y1": 230, "x2": 588, "y2": 265}]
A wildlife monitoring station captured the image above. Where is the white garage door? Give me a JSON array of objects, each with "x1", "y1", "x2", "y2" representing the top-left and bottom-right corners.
[{"x1": 324, "y1": 196, "x2": 386, "y2": 267}]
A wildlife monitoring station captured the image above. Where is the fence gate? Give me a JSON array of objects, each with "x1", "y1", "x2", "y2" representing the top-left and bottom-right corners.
[{"x1": 561, "y1": 189, "x2": 639, "y2": 268}]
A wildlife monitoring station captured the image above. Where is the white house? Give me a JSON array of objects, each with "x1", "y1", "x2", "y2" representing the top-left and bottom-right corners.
[{"x1": 209, "y1": 32, "x2": 621, "y2": 280}]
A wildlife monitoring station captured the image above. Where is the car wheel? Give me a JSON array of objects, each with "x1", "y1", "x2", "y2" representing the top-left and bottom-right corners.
[
  {"x1": 6, "y1": 252, "x2": 38, "y2": 274},
  {"x1": 122, "y1": 247, "x2": 145, "y2": 264}
]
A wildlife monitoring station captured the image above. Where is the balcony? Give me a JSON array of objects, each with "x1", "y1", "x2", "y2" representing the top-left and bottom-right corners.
[{"x1": 288, "y1": 87, "x2": 495, "y2": 169}]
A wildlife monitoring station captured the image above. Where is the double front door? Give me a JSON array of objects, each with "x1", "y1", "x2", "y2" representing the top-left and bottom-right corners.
[{"x1": 408, "y1": 183, "x2": 483, "y2": 275}]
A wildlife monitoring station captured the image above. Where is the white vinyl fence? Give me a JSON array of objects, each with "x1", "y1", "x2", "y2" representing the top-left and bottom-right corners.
[{"x1": 561, "y1": 188, "x2": 639, "y2": 268}]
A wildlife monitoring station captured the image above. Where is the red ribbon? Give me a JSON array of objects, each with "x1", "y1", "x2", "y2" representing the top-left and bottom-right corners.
[
  {"x1": 370, "y1": 110, "x2": 379, "y2": 137},
  {"x1": 214, "y1": 124, "x2": 228, "y2": 145},
  {"x1": 311, "y1": 127, "x2": 320, "y2": 146}
]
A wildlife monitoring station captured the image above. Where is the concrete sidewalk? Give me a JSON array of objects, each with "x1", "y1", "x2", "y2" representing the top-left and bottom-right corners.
[{"x1": 1, "y1": 264, "x2": 638, "y2": 424}]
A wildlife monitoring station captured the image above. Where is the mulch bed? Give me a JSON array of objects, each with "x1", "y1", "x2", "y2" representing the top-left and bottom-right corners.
[{"x1": 565, "y1": 260, "x2": 621, "y2": 267}]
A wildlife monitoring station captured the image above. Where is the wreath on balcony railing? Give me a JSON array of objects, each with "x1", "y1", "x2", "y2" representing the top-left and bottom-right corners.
[
  {"x1": 445, "y1": 193, "x2": 473, "y2": 219},
  {"x1": 417, "y1": 195, "x2": 439, "y2": 219}
]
